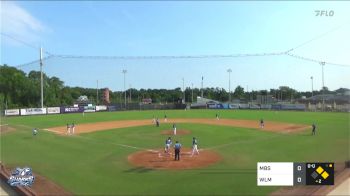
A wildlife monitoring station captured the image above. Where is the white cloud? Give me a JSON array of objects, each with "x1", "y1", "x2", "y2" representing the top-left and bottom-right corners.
[{"x1": 1, "y1": 1, "x2": 48, "y2": 46}]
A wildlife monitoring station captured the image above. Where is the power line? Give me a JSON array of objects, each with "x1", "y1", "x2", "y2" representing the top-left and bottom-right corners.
[
  {"x1": 15, "y1": 55, "x2": 53, "y2": 68},
  {"x1": 1, "y1": 32, "x2": 52, "y2": 56},
  {"x1": 51, "y1": 52, "x2": 285, "y2": 60},
  {"x1": 285, "y1": 53, "x2": 350, "y2": 67},
  {"x1": 286, "y1": 22, "x2": 349, "y2": 53}
]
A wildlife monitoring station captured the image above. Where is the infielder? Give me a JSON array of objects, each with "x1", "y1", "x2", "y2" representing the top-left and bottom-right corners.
[
  {"x1": 191, "y1": 137, "x2": 199, "y2": 156},
  {"x1": 312, "y1": 123, "x2": 316, "y2": 135},
  {"x1": 32, "y1": 128, "x2": 38, "y2": 136},
  {"x1": 173, "y1": 123, "x2": 177, "y2": 135},
  {"x1": 164, "y1": 137, "x2": 172, "y2": 154},
  {"x1": 164, "y1": 114, "x2": 168, "y2": 122},
  {"x1": 66, "y1": 124, "x2": 70, "y2": 135},
  {"x1": 260, "y1": 119, "x2": 264, "y2": 128},
  {"x1": 216, "y1": 113, "x2": 219, "y2": 120},
  {"x1": 72, "y1": 123, "x2": 75, "y2": 134},
  {"x1": 156, "y1": 118, "x2": 160, "y2": 127},
  {"x1": 174, "y1": 141, "x2": 182, "y2": 161}
]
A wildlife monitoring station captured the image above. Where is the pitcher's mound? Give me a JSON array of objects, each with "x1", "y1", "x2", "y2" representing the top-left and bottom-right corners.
[
  {"x1": 128, "y1": 148, "x2": 221, "y2": 170},
  {"x1": 161, "y1": 129, "x2": 191, "y2": 135}
]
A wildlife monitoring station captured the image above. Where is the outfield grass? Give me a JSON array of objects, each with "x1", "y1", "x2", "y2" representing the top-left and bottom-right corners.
[{"x1": 0, "y1": 110, "x2": 349, "y2": 195}]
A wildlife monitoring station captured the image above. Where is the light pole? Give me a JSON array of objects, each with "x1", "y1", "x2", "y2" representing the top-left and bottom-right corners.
[
  {"x1": 129, "y1": 84, "x2": 132, "y2": 103},
  {"x1": 122, "y1": 69, "x2": 127, "y2": 109},
  {"x1": 191, "y1": 83, "x2": 194, "y2": 103},
  {"x1": 96, "y1": 80, "x2": 99, "y2": 105},
  {"x1": 310, "y1": 76, "x2": 314, "y2": 97},
  {"x1": 320, "y1": 62, "x2": 325, "y2": 111},
  {"x1": 227, "y1": 69, "x2": 232, "y2": 102},
  {"x1": 201, "y1": 76, "x2": 204, "y2": 98},
  {"x1": 40, "y1": 47, "x2": 44, "y2": 108},
  {"x1": 182, "y1": 78, "x2": 185, "y2": 103}
]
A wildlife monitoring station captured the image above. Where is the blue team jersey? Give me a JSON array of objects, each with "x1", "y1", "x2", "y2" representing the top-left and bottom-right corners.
[{"x1": 166, "y1": 139, "x2": 172, "y2": 145}]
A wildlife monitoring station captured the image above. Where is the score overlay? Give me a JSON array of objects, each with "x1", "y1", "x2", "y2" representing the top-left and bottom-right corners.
[{"x1": 257, "y1": 162, "x2": 334, "y2": 186}]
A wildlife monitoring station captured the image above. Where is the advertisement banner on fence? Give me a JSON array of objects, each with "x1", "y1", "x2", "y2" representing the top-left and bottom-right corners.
[
  {"x1": 61, "y1": 107, "x2": 84, "y2": 113},
  {"x1": 107, "y1": 105, "x2": 117, "y2": 111},
  {"x1": 5, "y1": 109, "x2": 20, "y2": 116},
  {"x1": 95, "y1": 105, "x2": 107, "y2": 111},
  {"x1": 47, "y1": 107, "x2": 60, "y2": 114},
  {"x1": 20, "y1": 108, "x2": 47, "y2": 116},
  {"x1": 207, "y1": 103, "x2": 224, "y2": 109},
  {"x1": 84, "y1": 106, "x2": 96, "y2": 113}
]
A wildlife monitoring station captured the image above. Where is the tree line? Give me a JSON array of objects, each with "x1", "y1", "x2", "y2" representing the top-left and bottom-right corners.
[{"x1": 0, "y1": 64, "x2": 346, "y2": 109}]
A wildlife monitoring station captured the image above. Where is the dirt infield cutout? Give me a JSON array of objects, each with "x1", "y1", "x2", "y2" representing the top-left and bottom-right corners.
[
  {"x1": 47, "y1": 118, "x2": 310, "y2": 135},
  {"x1": 128, "y1": 148, "x2": 221, "y2": 170},
  {"x1": 161, "y1": 129, "x2": 191, "y2": 135}
]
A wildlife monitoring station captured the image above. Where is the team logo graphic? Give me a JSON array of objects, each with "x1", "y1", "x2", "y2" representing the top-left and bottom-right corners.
[{"x1": 8, "y1": 167, "x2": 35, "y2": 186}]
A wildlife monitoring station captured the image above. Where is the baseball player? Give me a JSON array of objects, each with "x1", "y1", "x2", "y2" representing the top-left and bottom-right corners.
[
  {"x1": 156, "y1": 118, "x2": 160, "y2": 127},
  {"x1": 164, "y1": 137, "x2": 172, "y2": 154},
  {"x1": 216, "y1": 113, "x2": 219, "y2": 120},
  {"x1": 174, "y1": 141, "x2": 182, "y2": 161},
  {"x1": 173, "y1": 123, "x2": 177, "y2": 135},
  {"x1": 72, "y1": 123, "x2": 75, "y2": 134},
  {"x1": 32, "y1": 128, "x2": 38, "y2": 136},
  {"x1": 312, "y1": 123, "x2": 316, "y2": 135},
  {"x1": 152, "y1": 116, "x2": 156, "y2": 124},
  {"x1": 260, "y1": 119, "x2": 264, "y2": 128},
  {"x1": 66, "y1": 123, "x2": 70, "y2": 135},
  {"x1": 164, "y1": 114, "x2": 168, "y2": 122},
  {"x1": 191, "y1": 137, "x2": 199, "y2": 156}
]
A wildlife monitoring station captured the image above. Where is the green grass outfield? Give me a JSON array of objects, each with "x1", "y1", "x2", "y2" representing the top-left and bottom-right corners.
[{"x1": 1, "y1": 110, "x2": 349, "y2": 195}]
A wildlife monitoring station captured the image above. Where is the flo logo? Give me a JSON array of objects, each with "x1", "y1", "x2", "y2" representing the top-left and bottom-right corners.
[{"x1": 8, "y1": 167, "x2": 35, "y2": 186}]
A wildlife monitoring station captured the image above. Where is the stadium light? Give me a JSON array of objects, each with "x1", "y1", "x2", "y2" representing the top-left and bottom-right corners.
[
  {"x1": 122, "y1": 69, "x2": 127, "y2": 109},
  {"x1": 227, "y1": 69, "x2": 232, "y2": 102}
]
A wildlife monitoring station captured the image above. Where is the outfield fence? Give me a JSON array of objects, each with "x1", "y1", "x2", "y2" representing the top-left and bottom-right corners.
[{"x1": 3, "y1": 102, "x2": 349, "y2": 117}]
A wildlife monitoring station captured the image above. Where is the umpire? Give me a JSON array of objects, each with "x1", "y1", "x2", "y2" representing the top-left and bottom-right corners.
[{"x1": 174, "y1": 141, "x2": 182, "y2": 161}]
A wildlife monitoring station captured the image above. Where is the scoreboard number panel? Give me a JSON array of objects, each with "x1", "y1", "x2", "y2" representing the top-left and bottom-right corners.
[{"x1": 257, "y1": 162, "x2": 334, "y2": 186}]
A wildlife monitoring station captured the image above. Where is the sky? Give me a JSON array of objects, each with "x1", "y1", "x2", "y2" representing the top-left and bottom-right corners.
[{"x1": 1, "y1": 1, "x2": 350, "y2": 92}]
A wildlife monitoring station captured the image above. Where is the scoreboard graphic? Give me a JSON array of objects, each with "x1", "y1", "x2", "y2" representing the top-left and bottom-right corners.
[{"x1": 257, "y1": 162, "x2": 334, "y2": 186}]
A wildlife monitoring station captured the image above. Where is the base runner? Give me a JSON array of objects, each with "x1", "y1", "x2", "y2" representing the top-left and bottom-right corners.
[{"x1": 164, "y1": 137, "x2": 172, "y2": 154}]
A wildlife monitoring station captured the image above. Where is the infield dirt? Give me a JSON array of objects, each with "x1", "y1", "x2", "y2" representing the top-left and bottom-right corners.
[
  {"x1": 128, "y1": 148, "x2": 222, "y2": 170},
  {"x1": 48, "y1": 118, "x2": 310, "y2": 135}
]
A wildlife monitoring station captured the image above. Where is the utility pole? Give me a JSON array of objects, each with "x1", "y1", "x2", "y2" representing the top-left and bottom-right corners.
[
  {"x1": 310, "y1": 76, "x2": 314, "y2": 97},
  {"x1": 201, "y1": 76, "x2": 204, "y2": 98},
  {"x1": 320, "y1": 62, "x2": 325, "y2": 111},
  {"x1": 96, "y1": 80, "x2": 99, "y2": 105},
  {"x1": 40, "y1": 47, "x2": 44, "y2": 108},
  {"x1": 122, "y1": 69, "x2": 127, "y2": 109},
  {"x1": 227, "y1": 69, "x2": 232, "y2": 102}
]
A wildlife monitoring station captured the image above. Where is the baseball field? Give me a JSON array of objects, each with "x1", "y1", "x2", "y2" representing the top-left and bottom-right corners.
[{"x1": 0, "y1": 109, "x2": 349, "y2": 195}]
